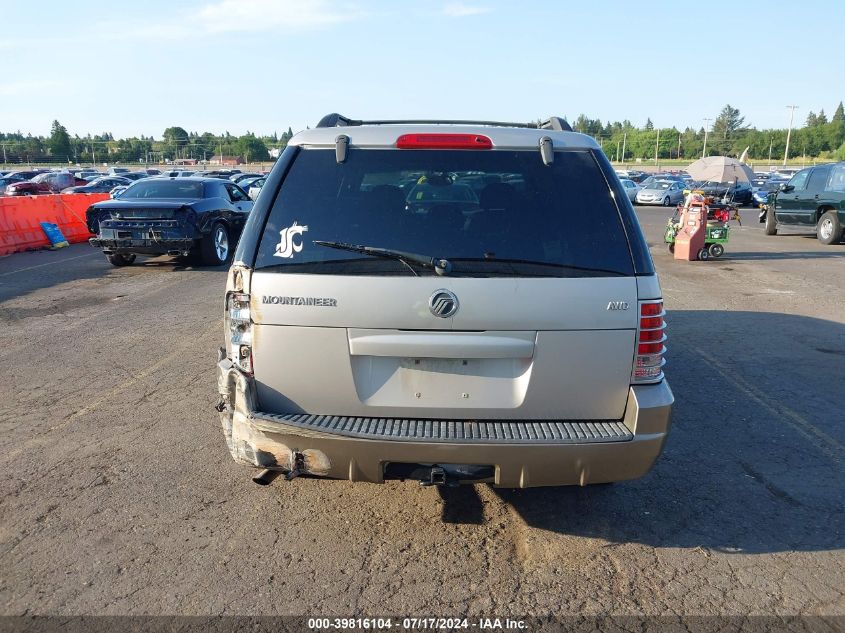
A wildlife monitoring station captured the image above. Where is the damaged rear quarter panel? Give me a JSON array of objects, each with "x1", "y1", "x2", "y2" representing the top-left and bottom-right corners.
[{"x1": 219, "y1": 264, "x2": 333, "y2": 477}]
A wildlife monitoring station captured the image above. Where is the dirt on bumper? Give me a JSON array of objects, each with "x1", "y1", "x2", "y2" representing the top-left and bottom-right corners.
[{"x1": 216, "y1": 357, "x2": 673, "y2": 488}]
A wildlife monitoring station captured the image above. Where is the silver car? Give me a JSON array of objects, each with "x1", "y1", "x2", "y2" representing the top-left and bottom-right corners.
[
  {"x1": 216, "y1": 115, "x2": 673, "y2": 488},
  {"x1": 636, "y1": 179, "x2": 685, "y2": 206},
  {"x1": 619, "y1": 178, "x2": 641, "y2": 202},
  {"x1": 247, "y1": 176, "x2": 266, "y2": 200}
]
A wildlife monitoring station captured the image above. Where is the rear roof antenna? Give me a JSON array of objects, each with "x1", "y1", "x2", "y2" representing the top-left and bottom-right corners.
[
  {"x1": 318, "y1": 113, "x2": 360, "y2": 128},
  {"x1": 539, "y1": 117, "x2": 573, "y2": 132}
]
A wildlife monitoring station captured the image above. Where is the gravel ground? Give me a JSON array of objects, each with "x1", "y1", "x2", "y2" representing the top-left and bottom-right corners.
[{"x1": 0, "y1": 207, "x2": 842, "y2": 620}]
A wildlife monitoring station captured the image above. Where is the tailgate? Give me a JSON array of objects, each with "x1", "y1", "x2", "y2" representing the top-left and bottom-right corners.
[{"x1": 250, "y1": 274, "x2": 638, "y2": 420}]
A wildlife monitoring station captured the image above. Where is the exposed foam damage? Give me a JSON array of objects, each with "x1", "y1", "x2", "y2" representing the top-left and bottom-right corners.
[{"x1": 216, "y1": 354, "x2": 332, "y2": 477}]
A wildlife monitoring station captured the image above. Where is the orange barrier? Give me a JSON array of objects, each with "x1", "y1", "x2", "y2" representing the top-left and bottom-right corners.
[{"x1": 0, "y1": 193, "x2": 109, "y2": 256}]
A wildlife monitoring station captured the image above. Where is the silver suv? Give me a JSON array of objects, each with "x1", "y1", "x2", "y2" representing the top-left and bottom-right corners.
[{"x1": 216, "y1": 114, "x2": 673, "y2": 488}]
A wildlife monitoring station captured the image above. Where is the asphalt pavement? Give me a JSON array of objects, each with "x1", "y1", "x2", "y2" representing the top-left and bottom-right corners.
[{"x1": 0, "y1": 207, "x2": 843, "y2": 619}]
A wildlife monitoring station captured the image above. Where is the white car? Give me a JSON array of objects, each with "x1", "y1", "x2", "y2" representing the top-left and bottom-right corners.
[
  {"x1": 636, "y1": 180, "x2": 685, "y2": 206},
  {"x1": 619, "y1": 178, "x2": 641, "y2": 202},
  {"x1": 247, "y1": 176, "x2": 266, "y2": 200}
]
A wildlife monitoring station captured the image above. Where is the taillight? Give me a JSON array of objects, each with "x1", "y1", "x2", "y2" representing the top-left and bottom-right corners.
[
  {"x1": 226, "y1": 292, "x2": 253, "y2": 375},
  {"x1": 396, "y1": 133, "x2": 493, "y2": 150},
  {"x1": 633, "y1": 300, "x2": 666, "y2": 383}
]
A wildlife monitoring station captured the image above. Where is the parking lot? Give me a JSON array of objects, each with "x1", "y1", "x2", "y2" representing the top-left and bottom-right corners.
[{"x1": 1, "y1": 205, "x2": 843, "y2": 617}]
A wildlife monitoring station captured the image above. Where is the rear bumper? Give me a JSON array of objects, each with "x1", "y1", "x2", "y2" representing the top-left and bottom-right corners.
[
  {"x1": 216, "y1": 357, "x2": 674, "y2": 488},
  {"x1": 89, "y1": 236, "x2": 195, "y2": 255}
]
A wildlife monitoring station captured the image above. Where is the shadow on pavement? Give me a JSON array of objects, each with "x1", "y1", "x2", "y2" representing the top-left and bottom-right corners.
[
  {"x1": 494, "y1": 310, "x2": 845, "y2": 555},
  {"x1": 438, "y1": 485, "x2": 485, "y2": 525},
  {"x1": 0, "y1": 244, "x2": 227, "y2": 304},
  {"x1": 133, "y1": 258, "x2": 231, "y2": 272},
  {"x1": 721, "y1": 250, "x2": 845, "y2": 260}
]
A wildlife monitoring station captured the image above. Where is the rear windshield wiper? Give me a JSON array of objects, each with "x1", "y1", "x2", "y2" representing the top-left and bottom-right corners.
[{"x1": 313, "y1": 240, "x2": 452, "y2": 276}]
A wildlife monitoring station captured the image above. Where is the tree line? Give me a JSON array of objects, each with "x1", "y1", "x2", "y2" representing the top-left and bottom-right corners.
[
  {"x1": 2, "y1": 105, "x2": 844, "y2": 165},
  {"x1": 0, "y1": 123, "x2": 296, "y2": 165},
  {"x1": 572, "y1": 102, "x2": 845, "y2": 163}
]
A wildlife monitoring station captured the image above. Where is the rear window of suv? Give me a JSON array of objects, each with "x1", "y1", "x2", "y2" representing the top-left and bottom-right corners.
[{"x1": 255, "y1": 148, "x2": 634, "y2": 277}]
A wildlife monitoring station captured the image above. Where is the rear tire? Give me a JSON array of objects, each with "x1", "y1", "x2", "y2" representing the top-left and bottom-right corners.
[
  {"x1": 764, "y1": 208, "x2": 777, "y2": 235},
  {"x1": 106, "y1": 253, "x2": 136, "y2": 266},
  {"x1": 817, "y1": 210, "x2": 843, "y2": 245},
  {"x1": 667, "y1": 242, "x2": 675, "y2": 253},
  {"x1": 200, "y1": 222, "x2": 231, "y2": 266},
  {"x1": 698, "y1": 247, "x2": 710, "y2": 261},
  {"x1": 708, "y1": 243, "x2": 724, "y2": 258}
]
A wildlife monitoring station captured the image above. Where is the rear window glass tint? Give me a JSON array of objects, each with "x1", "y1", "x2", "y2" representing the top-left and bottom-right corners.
[
  {"x1": 120, "y1": 180, "x2": 203, "y2": 199},
  {"x1": 255, "y1": 149, "x2": 634, "y2": 277}
]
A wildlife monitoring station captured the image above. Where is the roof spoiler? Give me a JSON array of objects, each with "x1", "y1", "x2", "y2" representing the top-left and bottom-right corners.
[{"x1": 316, "y1": 113, "x2": 573, "y2": 132}]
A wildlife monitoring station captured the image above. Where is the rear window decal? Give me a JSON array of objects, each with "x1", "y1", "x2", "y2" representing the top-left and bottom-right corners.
[{"x1": 274, "y1": 221, "x2": 309, "y2": 258}]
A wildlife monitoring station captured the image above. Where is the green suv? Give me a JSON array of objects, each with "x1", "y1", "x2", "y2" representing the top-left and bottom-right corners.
[{"x1": 762, "y1": 161, "x2": 845, "y2": 244}]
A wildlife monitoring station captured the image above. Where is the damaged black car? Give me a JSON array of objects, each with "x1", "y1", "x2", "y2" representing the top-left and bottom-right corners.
[{"x1": 86, "y1": 177, "x2": 253, "y2": 266}]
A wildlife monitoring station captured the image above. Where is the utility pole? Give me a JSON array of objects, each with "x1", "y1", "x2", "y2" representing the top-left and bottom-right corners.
[
  {"x1": 616, "y1": 141, "x2": 620, "y2": 163},
  {"x1": 2, "y1": 143, "x2": 6, "y2": 165},
  {"x1": 654, "y1": 128, "x2": 660, "y2": 166},
  {"x1": 702, "y1": 118, "x2": 712, "y2": 158},
  {"x1": 768, "y1": 137, "x2": 773, "y2": 165},
  {"x1": 784, "y1": 105, "x2": 799, "y2": 166},
  {"x1": 677, "y1": 133, "x2": 681, "y2": 159},
  {"x1": 621, "y1": 132, "x2": 627, "y2": 165}
]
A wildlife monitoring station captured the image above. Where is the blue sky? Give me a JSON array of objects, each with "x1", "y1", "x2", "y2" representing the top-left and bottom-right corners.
[{"x1": 1, "y1": 0, "x2": 843, "y2": 139}]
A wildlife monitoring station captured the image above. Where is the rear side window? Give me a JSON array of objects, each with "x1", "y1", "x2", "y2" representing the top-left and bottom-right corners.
[
  {"x1": 806, "y1": 166, "x2": 831, "y2": 191},
  {"x1": 225, "y1": 184, "x2": 249, "y2": 202},
  {"x1": 254, "y1": 149, "x2": 634, "y2": 277},
  {"x1": 829, "y1": 164, "x2": 845, "y2": 192}
]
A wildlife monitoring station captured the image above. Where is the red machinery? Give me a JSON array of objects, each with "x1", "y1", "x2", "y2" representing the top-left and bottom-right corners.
[{"x1": 673, "y1": 196, "x2": 708, "y2": 261}]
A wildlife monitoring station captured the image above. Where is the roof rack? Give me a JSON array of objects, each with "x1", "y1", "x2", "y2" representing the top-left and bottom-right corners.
[{"x1": 315, "y1": 113, "x2": 573, "y2": 132}]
